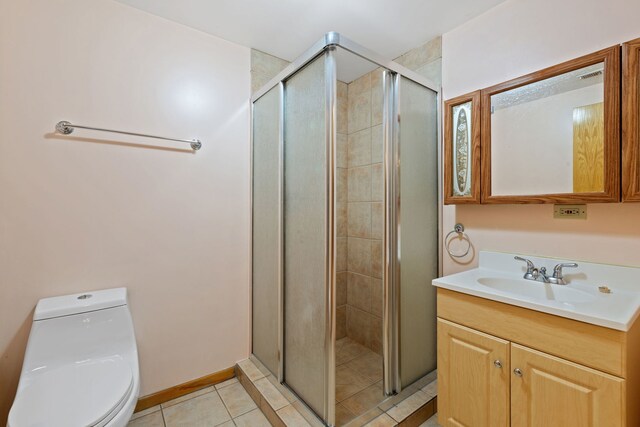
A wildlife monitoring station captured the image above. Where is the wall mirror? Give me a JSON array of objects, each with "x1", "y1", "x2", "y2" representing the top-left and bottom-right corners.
[
  {"x1": 444, "y1": 91, "x2": 481, "y2": 204},
  {"x1": 623, "y1": 37, "x2": 640, "y2": 201},
  {"x1": 481, "y1": 46, "x2": 620, "y2": 203}
]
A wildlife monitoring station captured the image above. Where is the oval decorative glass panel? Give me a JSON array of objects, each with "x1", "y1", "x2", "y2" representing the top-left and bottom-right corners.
[{"x1": 452, "y1": 101, "x2": 472, "y2": 196}]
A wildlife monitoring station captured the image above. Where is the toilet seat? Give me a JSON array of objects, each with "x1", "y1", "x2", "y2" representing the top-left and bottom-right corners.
[{"x1": 9, "y1": 358, "x2": 133, "y2": 427}]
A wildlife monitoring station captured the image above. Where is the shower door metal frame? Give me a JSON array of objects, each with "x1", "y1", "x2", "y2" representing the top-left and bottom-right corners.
[{"x1": 250, "y1": 32, "x2": 443, "y2": 426}]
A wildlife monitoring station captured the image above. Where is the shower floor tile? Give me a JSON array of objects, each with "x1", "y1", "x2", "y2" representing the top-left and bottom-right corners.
[{"x1": 336, "y1": 337, "x2": 384, "y2": 416}]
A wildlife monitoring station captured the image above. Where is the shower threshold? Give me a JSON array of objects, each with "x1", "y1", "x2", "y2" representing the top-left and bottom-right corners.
[{"x1": 236, "y1": 356, "x2": 437, "y2": 427}]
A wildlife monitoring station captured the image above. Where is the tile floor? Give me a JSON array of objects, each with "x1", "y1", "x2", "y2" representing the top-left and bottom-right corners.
[
  {"x1": 419, "y1": 414, "x2": 440, "y2": 426},
  {"x1": 335, "y1": 337, "x2": 385, "y2": 425},
  {"x1": 129, "y1": 342, "x2": 438, "y2": 427},
  {"x1": 127, "y1": 378, "x2": 271, "y2": 427}
]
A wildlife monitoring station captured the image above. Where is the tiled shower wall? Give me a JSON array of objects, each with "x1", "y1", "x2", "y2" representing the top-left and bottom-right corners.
[
  {"x1": 339, "y1": 37, "x2": 442, "y2": 354},
  {"x1": 341, "y1": 69, "x2": 384, "y2": 354}
]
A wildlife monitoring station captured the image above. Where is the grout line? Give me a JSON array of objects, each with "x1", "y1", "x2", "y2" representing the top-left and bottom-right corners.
[
  {"x1": 160, "y1": 407, "x2": 167, "y2": 427},
  {"x1": 215, "y1": 388, "x2": 238, "y2": 424}
]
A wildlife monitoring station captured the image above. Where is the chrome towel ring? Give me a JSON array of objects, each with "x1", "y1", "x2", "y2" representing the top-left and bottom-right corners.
[{"x1": 445, "y1": 223, "x2": 471, "y2": 258}]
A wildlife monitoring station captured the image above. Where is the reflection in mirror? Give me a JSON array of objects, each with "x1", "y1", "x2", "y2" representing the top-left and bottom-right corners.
[
  {"x1": 452, "y1": 101, "x2": 472, "y2": 196},
  {"x1": 491, "y1": 62, "x2": 605, "y2": 196}
]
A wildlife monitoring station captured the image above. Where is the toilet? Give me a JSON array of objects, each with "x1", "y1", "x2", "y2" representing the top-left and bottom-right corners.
[{"x1": 8, "y1": 288, "x2": 140, "y2": 427}]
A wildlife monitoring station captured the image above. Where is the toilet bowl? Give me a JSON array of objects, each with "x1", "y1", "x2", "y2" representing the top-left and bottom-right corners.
[{"x1": 8, "y1": 288, "x2": 140, "y2": 427}]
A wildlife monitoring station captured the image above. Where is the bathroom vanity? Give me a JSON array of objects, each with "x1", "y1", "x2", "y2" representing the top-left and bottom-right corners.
[{"x1": 433, "y1": 251, "x2": 640, "y2": 426}]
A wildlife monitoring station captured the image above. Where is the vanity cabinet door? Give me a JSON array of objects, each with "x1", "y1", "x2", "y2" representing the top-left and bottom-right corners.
[
  {"x1": 437, "y1": 318, "x2": 510, "y2": 427},
  {"x1": 511, "y1": 343, "x2": 623, "y2": 427}
]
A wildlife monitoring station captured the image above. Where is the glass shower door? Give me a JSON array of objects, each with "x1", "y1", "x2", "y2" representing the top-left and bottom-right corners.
[
  {"x1": 283, "y1": 51, "x2": 335, "y2": 424},
  {"x1": 252, "y1": 86, "x2": 282, "y2": 376},
  {"x1": 397, "y1": 76, "x2": 439, "y2": 387}
]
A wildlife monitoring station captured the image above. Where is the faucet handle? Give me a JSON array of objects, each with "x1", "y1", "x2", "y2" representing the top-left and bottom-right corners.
[
  {"x1": 553, "y1": 263, "x2": 578, "y2": 279},
  {"x1": 514, "y1": 256, "x2": 536, "y2": 273}
]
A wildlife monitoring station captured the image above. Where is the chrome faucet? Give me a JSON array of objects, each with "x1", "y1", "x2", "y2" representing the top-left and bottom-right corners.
[{"x1": 514, "y1": 256, "x2": 577, "y2": 285}]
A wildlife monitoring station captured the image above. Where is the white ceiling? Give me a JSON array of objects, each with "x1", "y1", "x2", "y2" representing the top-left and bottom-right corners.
[{"x1": 115, "y1": 0, "x2": 506, "y2": 62}]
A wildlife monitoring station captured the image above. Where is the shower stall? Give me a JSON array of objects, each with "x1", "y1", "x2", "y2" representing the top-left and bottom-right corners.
[{"x1": 251, "y1": 33, "x2": 440, "y2": 426}]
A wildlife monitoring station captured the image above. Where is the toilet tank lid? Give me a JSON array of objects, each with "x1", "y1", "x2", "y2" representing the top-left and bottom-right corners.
[{"x1": 34, "y1": 288, "x2": 128, "y2": 321}]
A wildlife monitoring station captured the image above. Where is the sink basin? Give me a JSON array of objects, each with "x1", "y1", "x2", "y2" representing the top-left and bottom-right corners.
[
  {"x1": 431, "y1": 251, "x2": 640, "y2": 331},
  {"x1": 477, "y1": 277, "x2": 596, "y2": 304}
]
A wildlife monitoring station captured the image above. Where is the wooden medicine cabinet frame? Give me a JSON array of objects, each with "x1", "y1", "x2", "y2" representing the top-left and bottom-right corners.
[
  {"x1": 480, "y1": 46, "x2": 621, "y2": 204},
  {"x1": 444, "y1": 91, "x2": 481, "y2": 204},
  {"x1": 623, "y1": 37, "x2": 640, "y2": 201}
]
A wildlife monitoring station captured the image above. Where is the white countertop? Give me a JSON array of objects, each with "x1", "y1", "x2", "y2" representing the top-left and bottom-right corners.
[{"x1": 433, "y1": 251, "x2": 640, "y2": 331}]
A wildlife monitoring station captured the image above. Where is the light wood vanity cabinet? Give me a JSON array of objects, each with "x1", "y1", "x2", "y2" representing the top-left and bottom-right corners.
[{"x1": 437, "y1": 288, "x2": 640, "y2": 426}]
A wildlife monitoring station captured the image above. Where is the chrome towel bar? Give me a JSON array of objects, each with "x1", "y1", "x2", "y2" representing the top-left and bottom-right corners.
[{"x1": 55, "y1": 121, "x2": 202, "y2": 150}]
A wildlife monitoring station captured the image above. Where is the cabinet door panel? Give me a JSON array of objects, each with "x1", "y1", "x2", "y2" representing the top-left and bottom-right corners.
[
  {"x1": 511, "y1": 343, "x2": 623, "y2": 427},
  {"x1": 437, "y1": 318, "x2": 510, "y2": 427}
]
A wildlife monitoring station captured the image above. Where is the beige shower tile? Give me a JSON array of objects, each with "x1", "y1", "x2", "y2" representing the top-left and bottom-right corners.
[
  {"x1": 364, "y1": 413, "x2": 397, "y2": 427},
  {"x1": 237, "y1": 359, "x2": 265, "y2": 382},
  {"x1": 337, "y1": 201, "x2": 348, "y2": 238},
  {"x1": 350, "y1": 408, "x2": 385, "y2": 426},
  {"x1": 421, "y1": 379, "x2": 438, "y2": 401},
  {"x1": 218, "y1": 382, "x2": 257, "y2": 417},
  {"x1": 349, "y1": 72, "x2": 371, "y2": 95},
  {"x1": 250, "y1": 356, "x2": 271, "y2": 377},
  {"x1": 337, "y1": 305, "x2": 347, "y2": 339},
  {"x1": 348, "y1": 128, "x2": 372, "y2": 167},
  {"x1": 336, "y1": 338, "x2": 369, "y2": 366},
  {"x1": 234, "y1": 408, "x2": 272, "y2": 427},
  {"x1": 337, "y1": 237, "x2": 348, "y2": 272},
  {"x1": 337, "y1": 272, "x2": 348, "y2": 306},
  {"x1": 251, "y1": 49, "x2": 290, "y2": 93},
  {"x1": 348, "y1": 166, "x2": 372, "y2": 202},
  {"x1": 337, "y1": 133, "x2": 348, "y2": 168},
  {"x1": 393, "y1": 37, "x2": 441, "y2": 71},
  {"x1": 163, "y1": 390, "x2": 231, "y2": 427},
  {"x1": 416, "y1": 59, "x2": 442, "y2": 86},
  {"x1": 370, "y1": 316, "x2": 382, "y2": 355},
  {"x1": 341, "y1": 382, "x2": 385, "y2": 417},
  {"x1": 371, "y1": 125, "x2": 384, "y2": 163},
  {"x1": 348, "y1": 91, "x2": 372, "y2": 133},
  {"x1": 348, "y1": 202, "x2": 372, "y2": 238},
  {"x1": 346, "y1": 306, "x2": 371, "y2": 347},
  {"x1": 336, "y1": 403, "x2": 358, "y2": 425},
  {"x1": 347, "y1": 272, "x2": 372, "y2": 312},
  {"x1": 371, "y1": 69, "x2": 384, "y2": 126},
  {"x1": 292, "y1": 400, "x2": 325, "y2": 427},
  {"x1": 277, "y1": 404, "x2": 312, "y2": 426},
  {"x1": 387, "y1": 390, "x2": 430, "y2": 422},
  {"x1": 266, "y1": 374, "x2": 298, "y2": 404},
  {"x1": 371, "y1": 163, "x2": 383, "y2": 202},
  {"x1": 347, "y1": 351, "x2": 383, "y2": 382},
  {"x1": 338, "y1": 81, "x2": 349, "y2": 134},
  {"x1": 337, "y1": 168, "x2": 348, "y2": 203},
  {"x1": 336, "y1": 364, "x2": 376, "y2": 402},
  {"x1": 371, "y1": 240, "x2": 382, "y2": 279},
  {"x1": 371, "y1": 279, "x2": 383, "y2": 317},
  {"x1": 371, "y1": 202, "x2": 383, "y2": 239},
  {"x1": 254, "y1": 377, "x2": 289, "y2": 411},
  {"x1": 127, "y1": 410, "x2": 165, "y2": 427},
  {"x1": 347, "y1": 237, "x2": 371, "y2": 276}
]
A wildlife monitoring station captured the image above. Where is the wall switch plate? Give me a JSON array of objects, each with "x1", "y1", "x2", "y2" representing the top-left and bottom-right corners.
[{"x1": 554, "y1": 204, "x2": 587, "y2": 219}]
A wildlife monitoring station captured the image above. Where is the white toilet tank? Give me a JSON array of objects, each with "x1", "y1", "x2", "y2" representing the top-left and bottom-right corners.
[{"x1": 8, "y1": 288, "x2": 140, "y2": 427}]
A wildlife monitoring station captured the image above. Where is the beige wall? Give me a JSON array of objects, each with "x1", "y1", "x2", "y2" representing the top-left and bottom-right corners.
[
  {"x1": 442, "y1": 0, "x2": 640, "y2": 275},
  {"x1": 0, "y1": 0, "x2": 251, "y2": 422}
]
